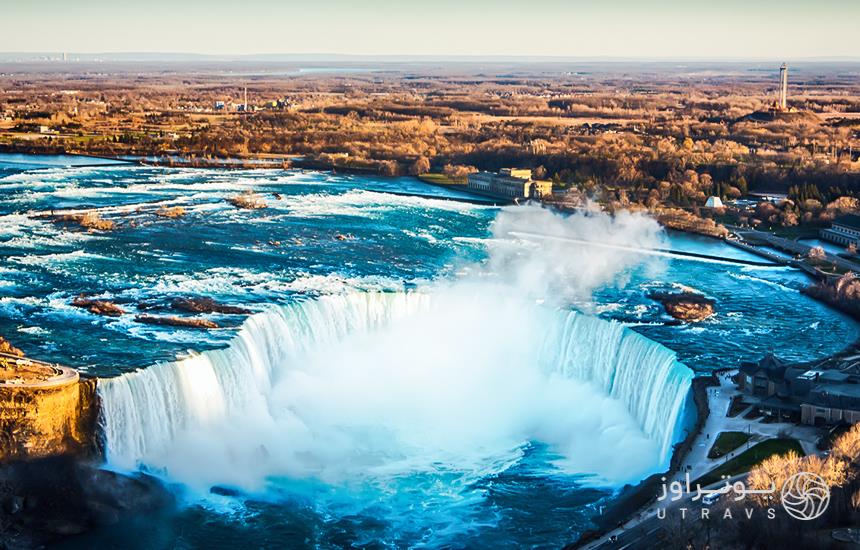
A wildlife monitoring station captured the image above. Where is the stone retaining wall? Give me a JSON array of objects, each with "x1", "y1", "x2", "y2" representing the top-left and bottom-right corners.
[{"x1": 0, "y1": 357, "x2": 99, "y2": 461}]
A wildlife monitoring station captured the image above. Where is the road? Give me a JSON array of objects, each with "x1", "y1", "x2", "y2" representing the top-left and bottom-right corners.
[
  {"x1": 579, "y1": 371, "x2": 821, "y2": 549},
  {"x1": 734, "y1": 228, "x2": 860, "y2": 273},
  {"x1": 585, "y1": 472, "x2": 752, "y2": 550}
]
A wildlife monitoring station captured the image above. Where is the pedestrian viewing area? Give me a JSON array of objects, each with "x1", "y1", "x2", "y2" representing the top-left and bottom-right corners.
[{"x1": 0, "y1": 352, "x2": 79, "y2": 388}]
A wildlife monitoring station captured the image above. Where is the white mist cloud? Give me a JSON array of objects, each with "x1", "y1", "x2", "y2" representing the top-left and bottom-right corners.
[
  {"x1": 485, "y1": 204, "x2": 666, "y2": 301},
  {"x1": 99, "y1": 205, "x2": 691, "y2": 534}
]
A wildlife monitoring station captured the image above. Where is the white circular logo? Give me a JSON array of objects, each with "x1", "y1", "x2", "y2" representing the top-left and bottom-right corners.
[{"x1": 780, "y1": 471, "x2": 830, "y2": 521}]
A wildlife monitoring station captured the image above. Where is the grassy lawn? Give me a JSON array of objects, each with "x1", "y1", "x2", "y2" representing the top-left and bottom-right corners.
[
  {"x1": 696, "y1": 438, "x2": 804, "y2": 487},
  {"x1": 707, "y1": 431, "x2": 752, "y2": 459},
  {"x1": 418, "y1": 173, "x2": 466, "y2": 185},
  {"x1": 769, "y1": 225, "x2": 822, "y2": 240}
]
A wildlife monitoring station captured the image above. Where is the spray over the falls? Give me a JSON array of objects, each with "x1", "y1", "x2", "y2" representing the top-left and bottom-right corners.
[{"x1": 97, "y1": 205, "x2": 693, "y2": 495}]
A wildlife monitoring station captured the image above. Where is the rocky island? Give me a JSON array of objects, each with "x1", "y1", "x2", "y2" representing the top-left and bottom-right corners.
[{"x1": 649, "y1": 290, "x2": 716, "y2": 322}]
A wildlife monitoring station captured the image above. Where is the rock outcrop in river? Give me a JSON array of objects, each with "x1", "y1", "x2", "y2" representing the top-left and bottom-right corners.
[
  {"x1": 51, "y1": 211, "x2": 116, "y2": 231},
  {"x1": 154, "y1": 205, "x2": 186, "y2": 218},
  {"x1": 72, "y1": 296, "x2": 126, "y2": 317},
  {"x1": 171, "y1": 297, "x2": 250, "y2": 315},
  {"x1": 135, "y1": 314, "x2": 219, "y2": 329},
  {"x1": 649, "y1": 291, "x2": 716, "y2": 322},
  {"x1": 227, "y1": 191, "x2": 267, "y2": 209}
]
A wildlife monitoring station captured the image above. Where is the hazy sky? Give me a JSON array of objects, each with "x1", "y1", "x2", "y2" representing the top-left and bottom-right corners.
[{"x1": 2, "y1": 0, "x2": 858, "y2": 59}]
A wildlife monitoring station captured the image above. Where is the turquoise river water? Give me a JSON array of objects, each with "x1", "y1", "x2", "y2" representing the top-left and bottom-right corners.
[{"x1": 0, "y1": 154, "x2": 856, "y2": 548}]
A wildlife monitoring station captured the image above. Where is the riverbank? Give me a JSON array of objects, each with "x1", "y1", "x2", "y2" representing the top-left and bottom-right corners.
[
  {"x1": 651, "y1": 216, "x2": 860, "y2": 323},
  {"x1": 569, "y1": 374, "x2": 715, "y2": 548},
  {"x1": 574, "y1": 336, "x2": 860, "y2": 549},
  {"x1": 0, "y1": 144, "x2": 293, "y2": 170},
  {"x1": 573, "y1": 366, "x2": 828, "y2": 549}
]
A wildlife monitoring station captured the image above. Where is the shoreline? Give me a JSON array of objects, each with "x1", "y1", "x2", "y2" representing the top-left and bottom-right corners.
[
  {"x1": 0, "y1": 145, "x2": 293, "y2": 170},
  {"x1": 567, "y1": 373, "x2": 716, "y2": 548}
]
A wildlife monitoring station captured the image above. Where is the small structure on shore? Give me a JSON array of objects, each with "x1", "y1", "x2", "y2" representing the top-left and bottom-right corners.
[
  {"x1": 820, "y1": 214, "x2": 860, "y2": 248},
  {"x1": 704, "y1": 196, "x2": 724, "y2": 209},
  {"x1": 467, "y1": 168, "x2": 552, "y2": 200}
]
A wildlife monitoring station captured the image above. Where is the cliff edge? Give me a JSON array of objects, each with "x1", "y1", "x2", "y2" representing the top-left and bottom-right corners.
[{"x1": 0, "y1": 338, "x2": 99, "y2": 461}]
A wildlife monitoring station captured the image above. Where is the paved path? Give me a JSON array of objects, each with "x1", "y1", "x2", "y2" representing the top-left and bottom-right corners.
[
  {"x1": 0, "y1": 352, "x2": 79, "y2": 388},
  {"x1": 735, "y1": 228, "x2": 860, "y2": 273},
  {"x1": 673, "y1": 372, "x2": 820, "y2": 484},
  {"x1": 581, "y1": 371, "x2": 821, "y2": 549}
]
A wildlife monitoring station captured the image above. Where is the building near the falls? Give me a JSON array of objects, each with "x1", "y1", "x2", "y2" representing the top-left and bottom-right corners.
[
  {"x1": 704, "y1": 196, "x2": 724, "y2": 208},
  {"x1": 737, "y1": 353, "x2": 860, "y2": 425},
  {"x1": 467, "y1": 168, "x2": 553, "y2": 200},
  {"x1": 820, "y1": 214, "x2": 860, "y2": 248}
]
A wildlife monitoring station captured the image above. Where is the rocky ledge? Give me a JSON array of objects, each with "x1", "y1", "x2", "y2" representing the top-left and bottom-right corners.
[
  {"x1": 0, "y1": 337, "x2": 99, "y2": 462},
  {"x1": 72, "y1": 295, "x2": 126, "y2": 317},
  {"x1": 135, "y1": 314, "x2": 219, "y2": 329},
  {"x1": 0, "y1": 456, "x2": 174, "y2": 548},
  {"x1": 649, "y1": 291, "x2": 716, "y2": 322},
  {"x1": 171, "y1": 297, "x2": 251, "y2": 315},
  {"x1": 0, "y1": 339, "x2": 174, "y2": 548},
  {"x1": 0, "y1": 336, "x2": 24, "y2": 359}
]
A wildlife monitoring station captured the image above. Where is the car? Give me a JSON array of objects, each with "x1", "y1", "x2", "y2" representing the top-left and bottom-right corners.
[{"x1": 702, "y1": 492, "x2": 722, "y2": 506}]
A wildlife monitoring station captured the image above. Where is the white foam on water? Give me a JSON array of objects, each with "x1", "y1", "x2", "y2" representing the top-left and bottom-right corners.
[
  {"x1": 99, "y1": 288, "x2": 692, "y2": 493},
  {"x1": 729, "y1": 272, "x2": 798, "y2": 293},
  {"x1": 97, "y1": 205, "x2": 692, "y2": 508},
  {"x1": 10, "y1": 250, "x2": 112, "y2": 267},
  {"x1": 17, "y1": 326, "x2": 51, "y2": 336},
  {"x1": 137, "y1": 268, "x2": 405, "y2": 301},
  {"x1": 265, "y1": 189, "x2": 489, "y2": 219},
  {"x1": 0, "y1": 296, "x2": 46, "y2": 318}
]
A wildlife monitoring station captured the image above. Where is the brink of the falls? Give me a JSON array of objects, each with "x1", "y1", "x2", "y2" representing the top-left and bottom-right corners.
[{"x1": 97, "y1": 287, "x2": 693, "y2": 493}]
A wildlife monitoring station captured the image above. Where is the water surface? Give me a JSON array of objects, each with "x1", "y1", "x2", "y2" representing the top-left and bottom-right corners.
[{"x1": 1, "y1": 155, "x2": 857, "y2": 548}]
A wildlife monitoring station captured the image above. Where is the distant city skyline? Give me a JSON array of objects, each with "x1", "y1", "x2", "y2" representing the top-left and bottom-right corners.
[{"x1": 2, "y1": 0, "x2": 859, "y2": 59}]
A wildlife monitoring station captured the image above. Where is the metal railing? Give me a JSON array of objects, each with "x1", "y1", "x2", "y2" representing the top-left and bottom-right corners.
[
  {"x1": 0, "y1": 350, "x2": 63, "y2": 368},
  {"x1": 0, "y1": 351, "x2": 78, "y2": 387}
]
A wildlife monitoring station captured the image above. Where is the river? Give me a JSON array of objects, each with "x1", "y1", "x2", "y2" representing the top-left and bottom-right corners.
[{"x1": 1, "y1": 154, "x2": 857, "y2": 548}]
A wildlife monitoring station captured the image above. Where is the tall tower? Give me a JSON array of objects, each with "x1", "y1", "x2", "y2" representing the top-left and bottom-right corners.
[{"x1": 779, "y1": 63, "x2": 788, "y2": 110}]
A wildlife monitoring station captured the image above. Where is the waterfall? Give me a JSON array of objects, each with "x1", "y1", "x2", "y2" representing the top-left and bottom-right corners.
[
  {"x1": 99, "y1": 292, "x2": 428, "y2": 471},
  {"x1": 540, "y1": 313, "x2": 692, "y2": 460},
  {"x1": 98, "y1": 289, "x2": 692, "y2": 490}
]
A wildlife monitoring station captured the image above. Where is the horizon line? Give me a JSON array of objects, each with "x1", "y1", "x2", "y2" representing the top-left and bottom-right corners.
[{"x1": 2, "y1": 52, "x2": 860, "y2": 64}]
